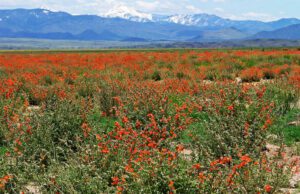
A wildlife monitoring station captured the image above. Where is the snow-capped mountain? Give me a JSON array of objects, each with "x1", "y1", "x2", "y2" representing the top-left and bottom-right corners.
[
  {"x1": 102, "y1": 6, "x2": 153, "y2": 22},
  {"x1": 163, "y1": 14, "x2": 231, "y2": 27},
  {"x1": 100, "y1": 6, "x2": 300, "y2": 34},
  {"x1": 101, "y1": 6, "x2": 230, "y2": 26},
  {"x1": 0, "y1": 8, "x2": 300, "y2": 41}
]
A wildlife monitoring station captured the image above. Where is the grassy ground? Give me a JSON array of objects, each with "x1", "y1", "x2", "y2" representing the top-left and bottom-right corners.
[{"x1": 270, "y1": 108, "x2": 300, "y2": 145}]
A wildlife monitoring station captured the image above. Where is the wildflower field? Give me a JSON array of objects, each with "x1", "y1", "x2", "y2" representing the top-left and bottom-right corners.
[{"x1": 0, "y1": 49, "x2": 299, "y2": 193}]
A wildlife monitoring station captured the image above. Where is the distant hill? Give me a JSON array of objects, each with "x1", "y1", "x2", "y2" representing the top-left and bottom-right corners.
[
  {"x1": 0, "y1": 8, "x2": 299, "y2": 41},
  {"x1": 76, "y1": 30, "x2": 123, "y2": 41},
  {"x1": 191, "y1": 27, "x2": 248, "y2": 41},
  {"x1": 103, "y1": 6, "x2": 300, "y2": 34},
  {"x1": 0, "y1": 38, "x2": 299, "y2": 50},
  {"x1": 0, "y1": 9, "x2": 202, "y2": 41},
  {"x1": 252, "y1": 24, "x2": 300, "y2": 40}
]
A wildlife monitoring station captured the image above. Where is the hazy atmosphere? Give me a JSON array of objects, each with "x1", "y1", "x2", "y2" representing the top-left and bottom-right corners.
[{"x1": 1, "y1": 0, "x2": 300, "y2": 21}]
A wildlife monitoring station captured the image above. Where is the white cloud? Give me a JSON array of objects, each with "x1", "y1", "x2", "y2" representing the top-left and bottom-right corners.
[
  {"x1": 0, "y1": 0, "x2": 124, "y2": 15},
  {"x1": 242, "y1": 12, "x2": 276, "y2": 21},
  {"x1": 199, "y1": 0, "x2": 225, "y2": 2},
  {"x1": 214, "y1": 7, "x2": 224, "y2": 13},
  {"x1": 185, "y1": 5, "x2": 202, "y2": 13},
  {"x1": 132, "y1": 0, "x2": 199, "y2": 15},
  {"x1": 0, "y1": 0, "x2": 202, "y2": 14},
  {"x1": 222, "y1": 12, "x2": 277, "y2": 22},
  {"x1": 135, "y1": 1, "x2": 160, "y2": 12}
]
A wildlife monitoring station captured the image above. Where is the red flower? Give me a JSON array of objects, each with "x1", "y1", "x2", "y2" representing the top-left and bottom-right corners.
[
  {"x1": 264, "y1": 184, "x2": 272, "y2": 193},
  {"x1": 122, "y1": 116, "x2": 129, "y2": 124},
  {"x1": 135, "y1": 120, "x2": 142, "y2": 129},
  {"x1": 227, "y1": 105, "x2": 234, "y2": 111},
  {"x1": 193, "y1": 163, "x2": 201, "y2": 170}
]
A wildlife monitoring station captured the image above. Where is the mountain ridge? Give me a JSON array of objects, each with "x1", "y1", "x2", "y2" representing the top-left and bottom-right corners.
[
  {"x1": 0, "y1": 8, "x2": 299, "y2": 41},
  {"x1": 252, "y1": 24, "x2": 300, "y2": 40}
]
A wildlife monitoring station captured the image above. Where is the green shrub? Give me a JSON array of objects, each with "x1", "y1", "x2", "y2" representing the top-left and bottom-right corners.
[
  {"x1": 95, "y1": 82, "x2": 121, "y2": 116},
  {"x1": 0, "y1": 68, "x2": 7, "y2": 78},
  {"x1": 77, "y1": 85, "x2": 95, "y2": 98},
  {"x1": 43, "y1": 76, "x2": 53, "y2": 86},
  {"x1": 64, "y1": 77, "x2": 75, "y2": 85},
  {"x1": 151, "y1": 70, "x2": 161, "y2": 81},
  {"x1": 263, "y1": 69, "x2": 275, "y2": 79},
  {"x1": 176, "y1": 72, "x2": 185, "y2": 80},
  {"x1": 24, "y1": 97, "x2": 84, "y2": 163},
  {"x1": 191, "y1": 84, "x2": 274, "y2": 158}
]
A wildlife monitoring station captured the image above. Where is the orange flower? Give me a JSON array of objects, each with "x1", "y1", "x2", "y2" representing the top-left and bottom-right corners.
[
  {"x1": 101, "y1": 147, "x2": 110, "y2": 154},
  {"x1": 168, "y1": 180, "x2": 175, "y2": 191},
  {"x1": 111, "y1": 176, "x2": 119, "y2": 186},
  {"x1": 176, "y1": 144, "x2": 184, "y2": 152},
  {"x1": 81, "y1": 122, "x2": 91, "y2": 138},
  {"x1": 198, "y1": 172, "x2": 206, "y2": 183},
  {"x1": 3, "y1": 175, "x2": 12, "y2": 181},
  {"x1": 95, "y1": 134, "x2": 102, "y2": 141},
  {"x1": 244, "y1": 122, "x2": 250, "y2": 136},
  {"x1": 117, "y1": 186, "x2": 123, "y2": 193},
  {"x1": 0, "y1": 175, "x2": 13, "y2": 190},
  {"x1": 240, "y1": 155, "x2": 251, "y2": 163},
  {"x1": 125, "y1": 165, "x2": 134, "y2": 173},
  {"x1": 193, "y1": 163, "x2": 201, "y2": 170}
]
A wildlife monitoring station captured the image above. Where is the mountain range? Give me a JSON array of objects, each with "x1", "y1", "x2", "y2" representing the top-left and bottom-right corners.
[{"x1": 0, "y1": 7, "x2": 299, "y2": 42}]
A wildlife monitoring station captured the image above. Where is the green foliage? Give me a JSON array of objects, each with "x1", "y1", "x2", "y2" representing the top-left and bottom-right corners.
[
  {"x1": 176, "y1": 72, "x2": 185, "y2": 80},
  {"x1": 0, "y1": 68, "x2": 7, "y2": 78},
  {"x1": 204, "y1": 70, "x2": 216, "y2": 81},
  {"x1": 77, "y1": 84, "x2": 95, "y2": 98},
  {"x1": 191, "y1": 84, "x2": 271, "y2": 158},
  {"x1": 151, "y1": 70, "x2": 161, "y2": 81},
  {"x1": 64, "y1": 77, "x2": 75, "y2": 85},
  {"x1": 24, "y1": 97, "x2": 84, "y2": 163},
  {"x1": 264, "y1": 81, "x2": 298, "y2": 115},
  {"x1": 0, "y1": 98, "x2": 8, "y2": 146},
  {"x1": 94, "y1": 82, "x2": 121, "y2": 116},
  {"x1": 0, "y1": 147, "x2": 6, "y2": 156},
  {"x1": 87, "y1": 110, "x2": 117, "y2": 132},
  {"x1": 43, "y1": 76, "x2": 54, "y2": 86}
]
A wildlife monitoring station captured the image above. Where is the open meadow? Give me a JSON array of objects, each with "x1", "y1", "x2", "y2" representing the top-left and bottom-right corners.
[{"x1": 0, "y1": 49, "x2": 300, "y2": 193}]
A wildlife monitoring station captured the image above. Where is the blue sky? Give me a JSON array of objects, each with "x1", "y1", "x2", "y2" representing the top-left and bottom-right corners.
[{"x1": 0, "y1": 0, "x2": 299, "y2": 21}]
